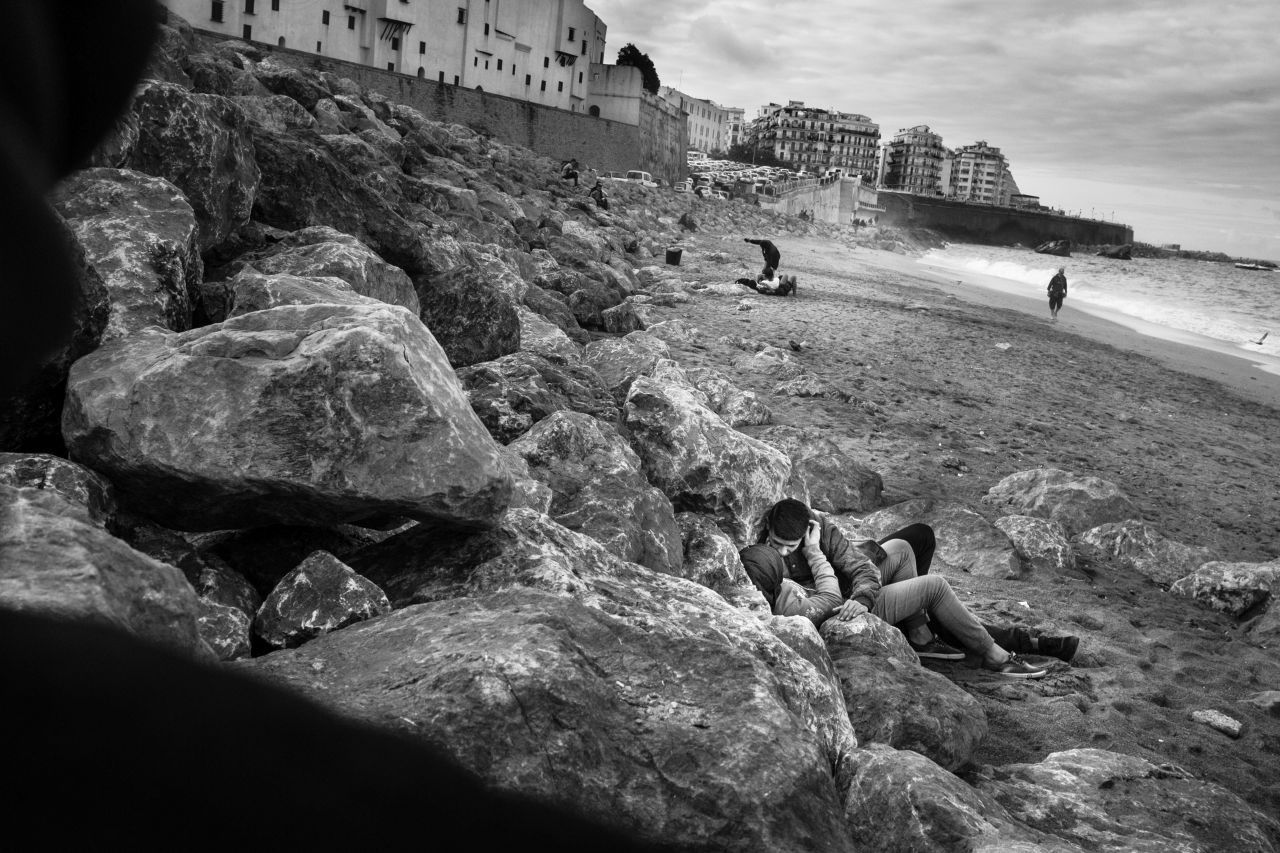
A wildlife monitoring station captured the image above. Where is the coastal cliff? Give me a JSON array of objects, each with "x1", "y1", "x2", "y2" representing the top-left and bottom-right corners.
[{"x1": 4, "y1": 12, "x2": 1280, "y2": 851}]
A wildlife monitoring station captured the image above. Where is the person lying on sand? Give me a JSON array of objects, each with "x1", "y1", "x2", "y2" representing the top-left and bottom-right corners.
[
  {"x1": 739, "y1": 499, "x2": 1051, "y2": 678},
  {"x1": 736, "y1": 266, "x2": 796, "y2": 296}
]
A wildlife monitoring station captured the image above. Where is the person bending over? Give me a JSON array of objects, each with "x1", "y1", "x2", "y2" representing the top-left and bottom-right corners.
[
  {"x1": 743, "y1": 237, "x2": 781, "y2": 276},
  {"x1": 739, "y1": 499, "x2": 1047, "y2": 678}
]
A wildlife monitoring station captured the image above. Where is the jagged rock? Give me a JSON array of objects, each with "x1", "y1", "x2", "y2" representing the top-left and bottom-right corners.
[
  {"x1": 233, "y1": 94, "x2": 319, "y2": 134},
  {"x1": 623, "y1": 375, "x2": 790, "y2": 547},
  {"x1": 458, "y1": 351, "x2": 617, "y2": 444},
  {"x1": 252, "y1": 510, "x2": 857, "y2": 851},
  {"x1": 195, "y1": 524, "x2": 384, "y2": 599},
  {"x1": 522, "y1": 284, "x2": 589, "y2": 345},
  {"x1": 50, "y1": 168, "x2": 202, "y2": 342},
  {"x1": 509, "y1": 412, "x2": 682, "y2": 574},
  {"x1": 414, "y1": 260, "x2": 521, "y2": 368},
  {"x1": 0, "y1": 453, "x2": 115, "y2": 528},
  {"x1": 1033, "y1": 239, "x2": 1071, "y2": 257},
  {"x1": 254, "y1": 551, "x2": 391, "y2": 650},
  {"x1": 843, "y1": 744, "x2": 1044, "y2": 851},
  {"x1": 850, "y1": 499, "x2": 1021, "y2": 578},
  {"x1": 1096, "y1": 243, "x2": 1133, "y2": 260},
  {"x1": 247, "y1": 122, "x2": 431, "y2": 275},
  {"x1": 675, "y1": 512, "x2": 760, "y2": 604},
  {"x1": 120, "y1": 520, "x2": 261, "y2": 617},
  {"x1": 225, "y1": 226, "x2": 419, "y2": 313},
  {"x1": 185, "y1": 50, "x2": 270, "y2": 98},
  {"x1": 226, "y1": 270, "x2": 380, "y2": 316},
  {"x1": 973, "y1": 748, "x2": 1277, "y2": 851},
  {"x1": 1168, "y1": 559, "x2": 1279, "y2": 616},
  {"x1": 994, "y1": 515, "x2": 1075, "y2": 575},
  {"x1": 0, "y1": 485, "x2": 205, "y2": 658},
  {"x1": 600, "y1": 301, "x2": 647, "y2": 334},
  {"x1": 515, "y1": 306, "x2": 583, "y2": 364},
  {"x1": 493, "y1": 447, "x2": 553, "y2": 514},
  {"x1": 643, "y1": 319, "x2": 702, "y2": 347},
  {"x1": 821, "y1": 617, "x2": 987, "y2": 771},
  {"x1": 758, "y1": 426, "x2": 882, "y2": 514},
  {"x1": 197, "y1": 599, "x2": 252, "y2": 661},
  {"x1": 63, "y1": 302, "x2": 511, "y2": 531},
  {"x1": 732, "y1": 345, "x2": 808, "y2": 382},
  {"x1": 1072, "y1": 519, "x2": 1213, "y2": 586},
  {"x1": 250, "y1": 56, "x2": 332, "y2": 111},
  {"x1": 683, "y1": 366, "x2": 772, "y2": 428},
  {"x1": 583, "y1": 333, "x2": 672, "y2": 400},
  {"x1": 121, "y1": 81, "x2": 260, "y2": 251},
  {"x1": 983, "y1": 468, "x2": 1140, "y2": 537}
]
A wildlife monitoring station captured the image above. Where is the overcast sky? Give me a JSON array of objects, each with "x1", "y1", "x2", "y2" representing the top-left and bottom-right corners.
[{"x1": 590, "y1": 0, "x2": 1280, "y2": 259}]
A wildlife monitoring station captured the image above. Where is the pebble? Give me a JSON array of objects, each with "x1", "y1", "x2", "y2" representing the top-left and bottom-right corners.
[{"x1": 1190, "y1": 708, "x2": 1243, "y2": 738}]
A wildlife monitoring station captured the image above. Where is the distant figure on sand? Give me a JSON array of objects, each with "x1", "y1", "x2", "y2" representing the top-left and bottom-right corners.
[
  {"x1": 1048, "y1": 267, "x2": 1068, "y2": 320},
  {"x1": 744, "y1": 237, "x2": 781, "y2": 276}
]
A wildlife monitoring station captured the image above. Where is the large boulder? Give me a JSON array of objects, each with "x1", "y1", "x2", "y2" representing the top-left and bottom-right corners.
[
  {"x1": 624, "y1": 375, "x2": 790, "y2": 547},
  {"x1": 675, "y1": 511, "x2": 761, "y2": 604},
  {"x1": 63, "y1": 302, "x2": 511, "y2": 531},
  {"x1": 983, "y1": 468, "x2": 1140, "y2": 537},
  {"x1": 974, "y1": 748, "x2": 1278, "y2": 851},
  {"x1": 0, "y1": 485, "x2": 205, "y2": 658},
  {"x1": 414, "y1": 260, "x2": 521, "y2": 368},
  {"x1": 227, "y1": 226, "x2": 419, "y2": 314},
  {"x1": 583, "y1": 332, "x2": 671, "y2": 400},
  {"x1": 120, "y1": 81, "x2": 260, "y2": 251},
  {"x1": 683, "y1": 366, "x2": 772, "y2": 428},
  {"x1": 0, "y1": 453, "x2": 115, "y2": 528},
  {"x1": 993, "y1": 515, "x2": 1075, "y2": 575},
  {"x1": 758, "y1": 426, "x2": 882, "y2": 514},
  {"x1": 849, "y1": 499, "x2": 1021, "y2": 578},
  {"x1": 1096, "y1": 243, "x2": 1133, "y2": 260},
  {"x1": 225, "y1": 270, "x2": 381, "y2": 317},
  {"x1": 1073, "y1": 519, "x2": 1213, "y2": 586},
  {"x1": 821, "y1": 617, "x2": 987, "y2": 771},
  {"x1": 249, "y1": 510, "x2": 857, "y2": 852},
  {"x1": 1169, "y1": 560, "x2": 1279, "y2": 617},
  {"x1": 0, "y1": 217, "x2": 109, "y2": 453},
  {"x1": 508, "y1": 412, "x2": 682, "y2": 574},
  {"x1": 458, "y1": 351, "x2": 618, "y2": 444},
  {"x1": 254, "y1": 551, "x2": 391, "y2": 650},
  {"x1": 50, "y1": 168, "x2": 202, "y2": 342},
  {"x1": 515, "y1": 306, "x2": 583, "y2": 364}
]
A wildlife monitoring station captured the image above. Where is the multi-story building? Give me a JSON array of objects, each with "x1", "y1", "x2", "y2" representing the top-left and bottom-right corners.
[
  {"x1": 658, "y1": 86, "x2": 732, "y2": 154},
  {"x1": 722, "y1": 107, "x2": 745, "y2": 153},
  {"x1": 747, "y1": 102, "x2": 879, "y2": 177},
  {"x1": 162, "y1": 0, "x2": 608, "y2": 113},
  {"x1": 949, "y1": 140, "x2": 1011, "y2": 205},
  {"x1": 880, "y1": 125, "x2": 946, "y2": 195}
]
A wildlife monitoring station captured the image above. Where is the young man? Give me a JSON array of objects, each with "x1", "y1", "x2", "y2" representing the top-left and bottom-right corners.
[
  {"x1": 1047, "y1": 267, "x2": 1068, "y2": 320},
  {"x1": 739, "y1": 499, "x2": 1048, "y2": 678},
  {"x1": 743, "y1": 237, "x2": 781, "y2": 276},
  {"x1": 561, "y1": 158, "x2": 580, "y2": 187}
]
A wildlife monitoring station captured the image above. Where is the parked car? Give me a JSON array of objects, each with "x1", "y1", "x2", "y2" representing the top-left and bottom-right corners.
[
  {"x1": 625, "y1": 170, "x2": 658, "y2": 187},
  {"x1": 673, "y1": 179, "x2": 692, "y2": 193}
]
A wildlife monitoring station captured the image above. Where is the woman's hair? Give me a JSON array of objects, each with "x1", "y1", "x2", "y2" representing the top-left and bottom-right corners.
[{"x1": 765, "y1": 498, "x2": 810, "y2": 540}]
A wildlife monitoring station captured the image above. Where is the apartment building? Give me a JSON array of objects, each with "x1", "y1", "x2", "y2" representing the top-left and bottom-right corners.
[
  {"x1": 949, "y1": 140, "x2": 1012, "y2": 205},
  {"x1": 747, "y1": 102, "x2": 879, "y2": 177},
  {"x1": 163, "y1": 0, "x2": 608, "y2": 113},
  {"x1": 658, "y1": 86, "x2": 735, "y2": 154},
  {"x1": 880, "y1": 125, "x2": 946, "y2": 195},
  {"x1": 722, "y1": 106, "x2": 744, "y2": 153}
]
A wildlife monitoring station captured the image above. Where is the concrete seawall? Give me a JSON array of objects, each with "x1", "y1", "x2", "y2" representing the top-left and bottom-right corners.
[{"x1": 879, "y1": 192, "x2": 1133, "y2": 246}]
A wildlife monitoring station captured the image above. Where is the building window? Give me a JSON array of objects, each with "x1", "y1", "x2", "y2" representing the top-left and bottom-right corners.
[
  {"x1": 578, "y1": 71, "x2": 582, "y2": 83},
  {"x1": 347, "y1": 15, "x2": 355, "y2": 28},
  {"x1": 557, "y1": 81, "x2": 563, "y2": 92},
  {"x1": 391, "y1": 37, "x2": 400, "y2": 50},
  {"x1": 438, "y1": 71, "x2": 444, "y2": 82},
  {"x1": 524, "y1": 74, "x2": 531, "y2": 85},
  {"x1": 497, "y1": 59, "x2": 502, "y2": 70},
  {"x1": 543, "y1": 57, "x2": 549, "y2": 68},
  {"x1": 277, "y1": 36, "x2": 285, "y2": 46},
  {"x1": 484, "y1": 23, "x2": 490, "y2": 35},
  {"x1": 453, "y1": 75, "x2": 459, "y2": 84},
  {"x1": 271, "y1": 0, "x2": 279, "y2": 10},
  {"x1": 244, "y1": 0, "x2": 254, "y2": 13},
  {"x1": 473, "y1": 57, "x2": 478, "y2": 66},
  {"x1": 568, "y1": 27, "x2": 575, "y2": 41},
  {"x1": 540, "y1": 80, "x2": 546, "y2": 91},
  {"x1": 316, "y1": 40, "x2": 322, "y2": 51},
  {"x1": 419, "y1": 41, "x2": 425, "y2": 53},
  {"x1": 417, "y1": 67, "x2": 424, "y2": 77},
  {"x1": 457, "y1": 7, "x2": 466, "y2": 23},
  {"x1": 211, "y1": 0, "x2": 224, "y2": 22},
  {"x1": 321, "y1": 9, "x2": 328, "y2": 24},
  {"x1": 484, "y1": 60, "x2": 489, "y2": 69},
  {"x1": 387, "y1": 62, "x2": 394, "y2": 70},
  {"x1": 242, "y1": 23, "x2": 252, "y2": 38},
  {"x1": 581, "y1": 40, "x2": 587, "y2": 55}
]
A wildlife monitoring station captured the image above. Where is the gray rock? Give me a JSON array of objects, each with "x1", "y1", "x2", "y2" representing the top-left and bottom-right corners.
[
  {"x1": 509, "y1": 412, "x2": 682, "y2": 574},
  {"x1": 197, "y1": 599, "x2": 252, "y2": 661},
  {"x1": 983, "y1": 468, "x2": 1140, "y2": 537},
  {"x1": 63, "y1": 302, "x2": 511, "y2": 531},
  {"x1": 994, "y1": 515, "x2": 1075, "y2": 575},
  {"x1": 515, "y1": 306, "x2": 583, "y2": 364},
  {"x1": 50, "y1": 168, "x2": 202, "y2": 342},
  {"x1": 583, "y1": 333, "x2": 672, "y2": 401},
  {"x1": 254, "y1": 551, "x2": 391, "y2": 649},
  {"x1": 414, "y1": 260, "x2": 521, "y2": 368},
  {"x1": 1190, "y1": 709, "x2": 1243, "y2": 738},
  {"x1": 1073, "y1": 519, "x2": 1213, "y2": 586},
  {"x1": 0, "y1": 454, "x2": 115, "y2": 528},
  {"x1": 852, "y1": 499, "x2": 1021, "y2": 578},
  {"x1": 624, "y1": 375, "x2": 790, "y2": 547},
  {"x1": 0, "y1": 485, "x2": 205, "y2": 658},
  {"x1": 1168, "y1": 559, "x2": 1279, "y2": 616},
  {"x1": 676, "y1": 511, "x2": 759, "y2": 600},
  {"x1": 226, "y1": 270, "x2": 377, "y2": 316}
]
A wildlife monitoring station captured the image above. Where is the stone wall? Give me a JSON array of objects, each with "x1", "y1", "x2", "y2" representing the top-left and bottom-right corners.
[
  {"x1": 194, "y1": 33, "x2": 686, "y2": 185},
  {"x1": 879, "y1": 192, "x2": 1134, "y2": 246}
]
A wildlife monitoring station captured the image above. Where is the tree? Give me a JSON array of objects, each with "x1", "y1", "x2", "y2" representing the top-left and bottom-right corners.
[
  {"x1": 615, "y1": 43, "x2": 659, "y2": 95},
  {"x1": 725, "y1": 142, "x2": 787, "y2": 169}
]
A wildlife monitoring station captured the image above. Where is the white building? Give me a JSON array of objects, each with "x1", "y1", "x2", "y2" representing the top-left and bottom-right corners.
[
  {"x1": 747, "y1": 101, "x2": 880, "y2": 178},
  {"x1": 949, "y1": 140, "x2": 1011, "y2": 205},
  {"x1": 163, "y1": 0, "x2": 608, "y2": 113},
  {"x1": 658, "y1": 86, "x2": 735, "y2": 154}
]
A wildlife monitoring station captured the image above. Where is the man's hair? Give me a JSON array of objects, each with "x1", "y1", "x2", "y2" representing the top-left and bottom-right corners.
[{"x1": 767, "y1": 499, "x2": 810, "y2": 540}]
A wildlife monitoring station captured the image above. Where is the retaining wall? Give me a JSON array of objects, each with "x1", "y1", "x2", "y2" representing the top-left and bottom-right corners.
[{"x1": 879, "y1": 192, "x2": 1134, "y2": 246}]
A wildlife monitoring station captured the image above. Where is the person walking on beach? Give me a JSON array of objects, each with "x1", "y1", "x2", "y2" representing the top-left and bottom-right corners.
[
  {"x1": 739, "y1": 499, "x2": 1048, "y2": 678},
  {"x1": 744, "y1": 237, "x2": 781, "y2": 276},
  {"x1": 1048, "y1": 267, "x2": 1068, "y2": 320}
]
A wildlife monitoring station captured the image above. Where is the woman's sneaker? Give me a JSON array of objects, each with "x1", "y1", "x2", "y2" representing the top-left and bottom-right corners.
[
  {"x1": 983, "y1": 653, "x2": 1047, "y2": 679},
  {"x1": 910, "y1": 639, "x2": 966, "y2": 660}
]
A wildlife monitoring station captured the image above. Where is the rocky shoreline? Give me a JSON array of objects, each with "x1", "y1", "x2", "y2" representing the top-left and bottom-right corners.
[{"x1": 3, "y1": 12, "x2": 1279, "y2": 851}]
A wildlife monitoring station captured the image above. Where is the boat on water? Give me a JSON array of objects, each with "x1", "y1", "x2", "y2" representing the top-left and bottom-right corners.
[{"x1": 1235, "y1": 262, "x2": 1277, "y2": 271}]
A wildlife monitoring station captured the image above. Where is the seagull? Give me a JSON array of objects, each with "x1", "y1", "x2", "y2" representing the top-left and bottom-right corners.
[{"x1": 1252, "y1": 331, "x2": 1269, "y2": 345}]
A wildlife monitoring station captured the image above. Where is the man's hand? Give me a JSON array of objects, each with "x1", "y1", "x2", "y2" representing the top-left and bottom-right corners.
[
  {"x1": 803, "y1": 519, "x2": 821, "y2": 550},
  {"x1": 835, "y1": 599, "x2": 868, "y2": 621}
]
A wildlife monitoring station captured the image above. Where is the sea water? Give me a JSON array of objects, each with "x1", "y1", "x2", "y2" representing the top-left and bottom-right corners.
[{"x1": 917, "y1": 244, "x2": 1280, "y2": 375}]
